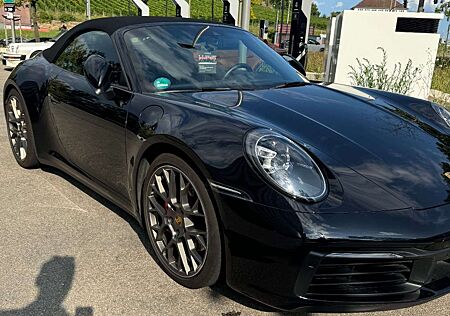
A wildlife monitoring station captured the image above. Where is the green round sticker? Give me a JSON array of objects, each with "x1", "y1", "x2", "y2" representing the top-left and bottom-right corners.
[{"x1": 154, "y1": 77, "x2": 171, "y2": 90}]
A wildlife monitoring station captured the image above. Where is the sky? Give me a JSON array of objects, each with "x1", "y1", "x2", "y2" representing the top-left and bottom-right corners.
[{"x1": 314, "y1": 0, "x2": 450, "y2": 39}]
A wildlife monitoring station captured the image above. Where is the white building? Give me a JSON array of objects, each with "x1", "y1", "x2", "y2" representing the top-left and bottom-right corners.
[{"x1": 325, "y1": 8, "x2": 443, "y2": 99}]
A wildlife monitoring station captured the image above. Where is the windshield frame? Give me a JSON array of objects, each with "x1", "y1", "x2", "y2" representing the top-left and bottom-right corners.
[{"x1": 119, "y1": 22, "x2": 306, "y2": 94}]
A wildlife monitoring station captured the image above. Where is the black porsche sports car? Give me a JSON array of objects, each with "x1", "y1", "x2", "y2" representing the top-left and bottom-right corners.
[{"x1": 3, "y1": 17, "x2": 450, "y2": 313}]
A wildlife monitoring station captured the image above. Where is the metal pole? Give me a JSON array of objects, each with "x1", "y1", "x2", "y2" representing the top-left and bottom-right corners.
[
  {"x1": 212, "y1": 0, "x2": 214, "y2": 21},
  {"x1": 133, "y1": 0, "x2": 150, "y2": 16},
  {"x1": 287, "y1": 0, "x2": 291, "y2": 24},
  {"x1": 274, "y1": 8, "x2": 279, "y2": 44},
  {"x1": 86, "y1": 0, "x2": 91, "y2": 20},
  {"x1": 445, "y1": 21, "x2": 450, "y2": 58},
  {"x1": 11, "y1": 17, "x2": 15, "y2": 44},
  {"x1": 417, "y1": 0, "x2": 424, "y2": 12},
  {"x1": 279, "y1": 0, "x2": 284, "y2": 45},
  {"x1": 241, "y1": 0, "x2": 250, "y2": 30},
  {"x1": 128, "y1": 0, "x2": 131, "y2": 15},
  {"x1": 19, "y1": 19, "x2": 22, "y2": 43},
  {"x1": 4, "y1": 18, "x2": 8, "y2": 46},
  {"x1": 165, "y1": 0, "x2": 168, "y2": 16}
]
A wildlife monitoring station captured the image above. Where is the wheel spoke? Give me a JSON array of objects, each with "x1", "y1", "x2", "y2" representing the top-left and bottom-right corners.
[
  {"x1": 10, "y1": 97, "x2": 20, "y2": 118},
  {"x1": 186, "y1": 228, "x2": 207, "y2": 236},
  {"x1": 176, "y1": 240, "x2": 191, "y2": 275},
  {"x1": 186, "y1": 236, "x2": 202, "y2": 266},
  {"x1": 12, "y1": 138, "x2": 20, "y2": 154},
  {"x1": 7, "y1": 111, "x2": 19, "y2": 123},
  {"x1": 150, "y1": 223, "x2": 167, "y2": 241},
  {"x1": 161, "y1": 238, "x2": 175, "y2": 254},
  {"x1": 179, "y1": 175, "x2": 190, "y2": 208},
  {"x1": 155, "y1": 175, "x2": 168, "y2": 200},
  {"x1": 164, "y1": 169, "x2": 177, "y2": 203},
  {"x1": 20, "y1": 138, "x2": 27, "y2": 151},
  {"x1": 9, "y1": 124, "x2": 19, "y2": 134},
  {"x1": 148, "y1": 196, "x2": 166, "y2": 218},
  {"x1": 151, "y1": 183, "x2": 168, "y2": 202},
  {"x1": 183, "y1": 198, "x2": 204, "y2": 217},
  {"x1": 194, "y1": 235, "x2": 207, "y2": 251},
  {"x1": 19, "y1": 139, "x2": 27, "y2": 160}
]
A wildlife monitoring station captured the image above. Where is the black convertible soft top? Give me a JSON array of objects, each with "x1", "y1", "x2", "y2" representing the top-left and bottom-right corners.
[{"x1": 42, "y1": 16, "x2": 214, "y2": 63}]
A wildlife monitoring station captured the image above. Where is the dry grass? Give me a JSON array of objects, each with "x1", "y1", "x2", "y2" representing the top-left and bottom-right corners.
[
  {"x1": 306, "y1": 52, "x2": 325, "y2": 74},
  {"x1": 432, "y1": 65, "x2": 450, "y2": 94}
]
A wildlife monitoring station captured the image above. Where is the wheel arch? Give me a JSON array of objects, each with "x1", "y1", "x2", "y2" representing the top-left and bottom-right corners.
[
  {"x1": 3, "y1": 80, "x2": 20, "y2": 105},
  {"x1": 134, "y1": 136, "x2": 218, "y2": 225},
  {"x1": 4, "y1": 79, "x2": 40, "y2": 123}
]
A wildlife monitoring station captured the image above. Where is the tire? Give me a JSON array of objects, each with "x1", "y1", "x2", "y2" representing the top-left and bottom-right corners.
[
  {"x1": 4, "y1": 89, "x2": 39, "y2": 168},
  {"x1": 143, "y1": 153, "x2": 221, "y2": 288}
]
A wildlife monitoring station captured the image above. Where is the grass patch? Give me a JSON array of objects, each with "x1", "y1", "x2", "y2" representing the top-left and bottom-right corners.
[
  {"x1": 17, "y1": 30, "x2": 61, "y2": 40},
  {"x1": 306, "y1": 52, "x2": 325, "y2": 73},
  {"x1": 432, "y1": 65, "x2": 450, "y2": 94}
]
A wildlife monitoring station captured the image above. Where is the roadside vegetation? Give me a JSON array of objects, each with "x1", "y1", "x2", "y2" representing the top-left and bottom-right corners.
[
  {"x1": 433, "y1": 65, "x2": 450, "y2": 95},
  {"x1": 306, "y1": 50, "x2": 449, "y2": 105},
  {"x1": 34, "y1": 0, "x2": 328, "y2": 25}
]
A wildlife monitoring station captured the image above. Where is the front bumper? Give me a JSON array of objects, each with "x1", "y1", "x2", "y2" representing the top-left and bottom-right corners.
[
  {"x1": 2, "y1": 53, "x2": 26, "y2": 68},
  {"x1": 216, "y1": 194, "x2": 450, "y2": 312}
]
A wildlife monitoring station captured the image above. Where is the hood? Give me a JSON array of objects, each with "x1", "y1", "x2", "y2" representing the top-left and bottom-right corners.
[{"x1": 174, "y1": 85, "x2": 450, "y2": 210}]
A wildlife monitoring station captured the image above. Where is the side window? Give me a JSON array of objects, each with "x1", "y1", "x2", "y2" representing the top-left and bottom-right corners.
[{"x1": 55, "y1": 31, "x2": 126, "y2": 86}]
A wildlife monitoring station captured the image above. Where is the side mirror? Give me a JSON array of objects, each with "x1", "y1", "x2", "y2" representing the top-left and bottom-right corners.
[
  {"x1": 281, "y1": 53, "x2": 307, "y2": 76},
  {"x1": 84, "y1": 54, "x2": 112, "y2": 93}
]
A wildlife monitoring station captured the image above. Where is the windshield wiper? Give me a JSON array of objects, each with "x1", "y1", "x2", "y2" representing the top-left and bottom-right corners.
[{"x1": 272, "y1": 81, "x2": 310, "y2": 89}]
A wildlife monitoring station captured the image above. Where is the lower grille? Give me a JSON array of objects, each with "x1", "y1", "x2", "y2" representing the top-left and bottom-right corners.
[{"x1": 306, "y1": 258, "x2": 419, "y2": 302}]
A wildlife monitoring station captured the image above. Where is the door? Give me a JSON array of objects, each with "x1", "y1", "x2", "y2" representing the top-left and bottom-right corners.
[{"x1": 48, "y1": 31, "x2": 130, "y2": 198}]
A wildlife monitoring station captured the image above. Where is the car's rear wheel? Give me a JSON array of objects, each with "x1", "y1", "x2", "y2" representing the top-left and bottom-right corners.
[
  {"x1": 143, "y1": 153, "x2": 221, "y2": 288},
  {"x1": 4, "y1": 89, "x2": 39, "y2": 168}
]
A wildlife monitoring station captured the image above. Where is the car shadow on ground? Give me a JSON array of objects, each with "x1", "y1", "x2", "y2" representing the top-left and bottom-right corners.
[
  {"x1": 0, "y1": 256, "x2": 93, "y2": 316},
  {"x1": 39, "y1": 166, "x2": 310, "y2": 316}
]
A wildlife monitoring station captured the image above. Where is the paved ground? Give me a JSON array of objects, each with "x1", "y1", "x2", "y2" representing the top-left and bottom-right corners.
[{"x1": 0, "y1": 68, "x2": 448, "y2": 316}]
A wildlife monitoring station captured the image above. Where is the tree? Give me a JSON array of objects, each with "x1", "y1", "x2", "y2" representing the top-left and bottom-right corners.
[
  {"x1": 436, "y1": 2, "x2": 449, "y2": 54},
  {"x1": 311, "y1": 2, "x2": 320, "y2": 17},
  {"x1": 436, "y1": 1, "x2": 450, "y2": 19},
  {"x1": 330, "y1": 11, "x2": 341, "y2": 17},
  {"x1": 15, "y1": 0, "x2": 40, "y2": 42}
]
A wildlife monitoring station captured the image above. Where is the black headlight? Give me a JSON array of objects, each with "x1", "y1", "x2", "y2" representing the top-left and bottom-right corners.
[{"x1": 245, "y1": 129, "x2": 327, "y2": 202}]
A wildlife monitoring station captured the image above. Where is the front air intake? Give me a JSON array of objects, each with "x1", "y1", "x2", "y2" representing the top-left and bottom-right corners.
[{"x1": 306, "y1": 257, "x2": 420, "y2": 302}]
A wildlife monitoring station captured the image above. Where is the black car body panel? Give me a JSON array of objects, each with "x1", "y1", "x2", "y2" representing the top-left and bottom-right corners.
[{"x1": 3, "y1": 17, "x2": 449, "y2": 313}]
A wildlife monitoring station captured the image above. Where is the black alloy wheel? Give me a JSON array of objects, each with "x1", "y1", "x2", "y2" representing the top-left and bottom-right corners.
[{"x1": 143, "y1": 153, "x2": 221, "y2": 288}]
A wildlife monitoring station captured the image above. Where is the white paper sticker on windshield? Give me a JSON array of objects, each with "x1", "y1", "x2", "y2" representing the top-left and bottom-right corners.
[{"x1": 198, "y1": 53, "x2": 217, "y2": 74}]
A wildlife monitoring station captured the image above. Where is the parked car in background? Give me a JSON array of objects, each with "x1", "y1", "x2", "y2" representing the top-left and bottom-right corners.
[
  {"x1": 2, "y1": 41, "x2": 54, "y2": 69},
  {"x1": 307, "y1": 38, "x2": 325, "y2": 52},
  {"x1": 26, "y1": 37, "x2": 53, "y2": 43},
  {"x1": 1, "y1": 32, "x2": 65, "y2": 69},
  {"x1": 0, "y1": 37, "x2": 27, "y2": 47}
]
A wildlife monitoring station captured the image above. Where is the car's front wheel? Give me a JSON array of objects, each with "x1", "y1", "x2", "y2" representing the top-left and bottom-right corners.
[
  {"x1": 143, "y1": 153, "x2": 221, "y2": 288},
  {"x1": 4, "y1": 89, "x2": 39, "y2": 168}
]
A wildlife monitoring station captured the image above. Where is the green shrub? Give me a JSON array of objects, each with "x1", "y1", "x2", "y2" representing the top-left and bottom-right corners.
[
  {"x1": 59, "y1": 12, "x2": 77, "y2": 23},
  {"x1": 348, "y1": 47, "x2": 421, "y2": 95}
]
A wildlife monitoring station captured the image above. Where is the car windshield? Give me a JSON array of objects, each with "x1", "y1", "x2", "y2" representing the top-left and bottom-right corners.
[{"x1": 124, "y1": 24, "x2": 304, "y2": 93}]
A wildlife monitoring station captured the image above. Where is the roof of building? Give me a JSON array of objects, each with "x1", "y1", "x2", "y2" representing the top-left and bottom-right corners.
[{"x1": 352, "y1": 0, "x2": 405, "y2": 10}]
